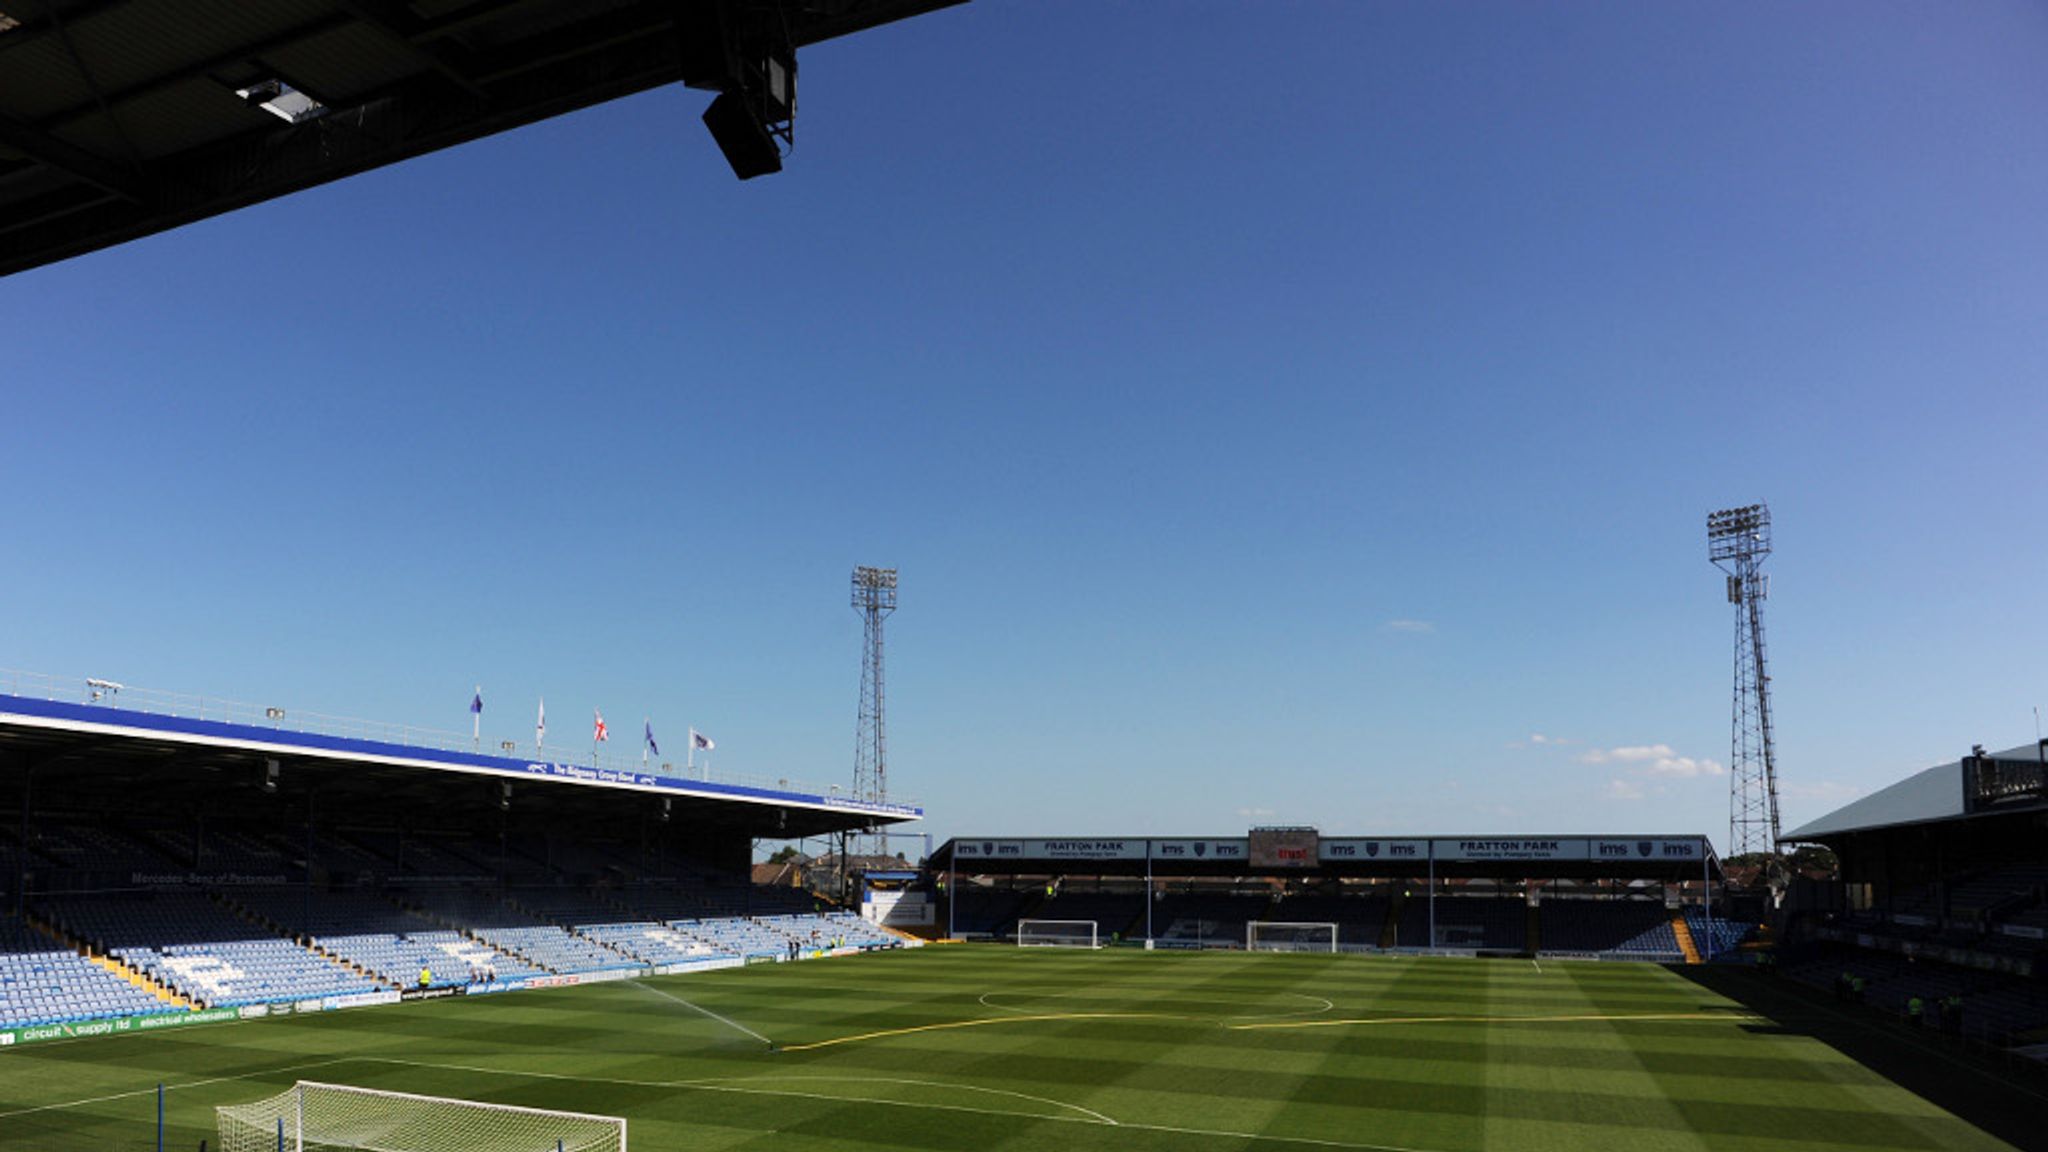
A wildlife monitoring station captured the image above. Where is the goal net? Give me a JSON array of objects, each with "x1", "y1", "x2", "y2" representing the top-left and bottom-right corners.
[
  {"x1": 217, "y1": 1081, "x2": 626, "y2": 1152},
  {"x1": 1247, "y1": 921, "x2": 1339, "y2": 953},
  {"x1": 1015, "y1": 919, "x2": 1099, "y2": 948}
]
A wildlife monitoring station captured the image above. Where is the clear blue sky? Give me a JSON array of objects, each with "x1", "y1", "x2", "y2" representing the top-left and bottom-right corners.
[{"x1": 3, "y1": 1, "x2": 2045, "y2": 856}]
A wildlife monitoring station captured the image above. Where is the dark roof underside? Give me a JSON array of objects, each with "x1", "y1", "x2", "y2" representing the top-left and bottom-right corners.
[
  {"x1": 0, "y1": 0, "x2": 962, "y2": 277},
  {"x1": 0, "y1": 715, "x2": 887, "y2": 841}
]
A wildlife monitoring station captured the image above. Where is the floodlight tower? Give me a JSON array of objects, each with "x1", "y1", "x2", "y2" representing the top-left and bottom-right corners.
[
  {"x1": 851, "y1": 566, "x2": 898, "y2": 860},
  {"x1": 1707, "y1": 504, "x2": 1782, "y2": 861}
]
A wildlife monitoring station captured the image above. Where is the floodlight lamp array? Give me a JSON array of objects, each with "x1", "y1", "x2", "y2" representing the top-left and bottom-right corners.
[
  {"x1": 851, "y1": 566, "x2": 898, "y2": 610},
  {"x1": 1706, "y1": 503, "x2": 1770, "y2": 561}
]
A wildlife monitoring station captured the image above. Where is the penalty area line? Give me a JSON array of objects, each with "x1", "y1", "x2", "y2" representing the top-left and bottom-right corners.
[{"x1": 633, "y1": 978, "x2": 775, "y2": 1048}]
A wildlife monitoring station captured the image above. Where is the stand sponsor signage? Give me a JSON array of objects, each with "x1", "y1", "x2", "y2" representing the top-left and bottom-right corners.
[
  {"x1": 464, "y1": 978, "x2": 533, "y2": 994},
  {"x1": 1319, "y1": 839, "x2": 1428, "y2": 862},
  {"x1": 130, "y1": 872, "x2": 290, "y2": 887},
  {"x1": 1590, "y1": 838, "x2": 1703, "y2": 862},
  {"x1": 1151, "y1": 839, "x2": 1249, "y2": 862},
  {"x1": 0, "y1": 1006, "x2": 240, "y2": 1048},
  {"x1": 327, "y1": 991, "x2": 402, "y2": 1011},
  {"x1": 1439, "y1": 839, "x2": 1589, "y2": 862},
  {"x1": 652, "y1": 958, "x2": 745, "y2": 976},
  {"x1": 864, "y1": 890, "x2": 935, "y2": 926},
  {"x1": 953, "y1": 839, "x2": 1144, "y2": 862}
]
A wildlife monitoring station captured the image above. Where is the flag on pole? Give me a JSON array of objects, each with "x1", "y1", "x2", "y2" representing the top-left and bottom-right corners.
[
  {"x1": 470, "y1": 687, "x2": 483, "y2": 748},
  {"x1": 593, "y1": 710, "x2": 609, "y2": 743},
  {"x1": 644, "y1": 720, "x2": 659, "y2": 757},
  {"x1": 536, "y1": 697, "x2": 546, "y2": 750},
  {"x1": 691, "y1": 729, "x2": 714, "y2": 752},
  {"x1": 470, "y1": 689, "x2": 483, "y2": 716}
]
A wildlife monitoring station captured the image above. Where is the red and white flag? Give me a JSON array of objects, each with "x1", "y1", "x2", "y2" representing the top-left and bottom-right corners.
[{"x1": 593, "y1": 709, "x2": 609, "y2": 743}]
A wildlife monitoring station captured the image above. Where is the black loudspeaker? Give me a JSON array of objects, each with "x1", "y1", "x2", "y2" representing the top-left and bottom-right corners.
[{"x1": 702, "y1": 91, "x2": 782, "y2": 180}]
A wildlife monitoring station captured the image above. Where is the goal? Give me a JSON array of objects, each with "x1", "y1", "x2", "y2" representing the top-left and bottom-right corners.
[
  {"x1": 217, "y1": 1081, "x2": 626, "y2": 1152},
  {"x1": 1246, "y1": 921, "x2": 1338, "y2": 953},
  {"x1": 1015, "y1": 919, "x2": 1099, "y2": 948}
]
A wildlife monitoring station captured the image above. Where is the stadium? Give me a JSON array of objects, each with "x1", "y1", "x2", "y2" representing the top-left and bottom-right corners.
[
  {"x1": 5, "y1": 3, "x2": 2047, "y2": 1152},
  {"x1": 4, "y1": 667, "x2": 2047, "y2": 1150}
]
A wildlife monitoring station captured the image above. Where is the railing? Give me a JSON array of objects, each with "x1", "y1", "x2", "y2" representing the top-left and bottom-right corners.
[{"x1": 0, "y1": 668, "x2": 916, "y2": 809}]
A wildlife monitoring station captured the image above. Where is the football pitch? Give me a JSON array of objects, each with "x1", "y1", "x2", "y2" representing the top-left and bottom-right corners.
[{"x1": 1, "y1": 947, "x2": 2035, "y2": 1151}]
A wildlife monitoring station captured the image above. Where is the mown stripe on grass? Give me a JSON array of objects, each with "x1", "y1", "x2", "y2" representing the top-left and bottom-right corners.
[
  {"x1": 1228, "y1": 1011, "x2": 1761, "y2": 1032},
  {"x1": 775, "y1": 1011, "x2": 1180, "y2": 1052}
]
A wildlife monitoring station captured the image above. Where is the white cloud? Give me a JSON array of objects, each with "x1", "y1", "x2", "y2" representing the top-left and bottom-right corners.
[
  {"x1": 1529, "y1": 733, "x2": 1573, "y2": 746},
  {"x1": 1605, "y1": 778, "x2": 1647, "y2": 801},
  {"x1": 1236, "y1": 806, "x2": 1276, "y2": 819},
  {"x1": 1578, "y1": 743, "x2": 1723, "y2": 778},
  {"x1": 1383, "y1": 619, "x2": 1436, "y2": 634}
]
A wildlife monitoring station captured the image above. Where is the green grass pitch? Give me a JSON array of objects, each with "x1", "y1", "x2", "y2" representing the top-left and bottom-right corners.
[{"x1": 0, "y1": 948, "x2": 2032, "y2": 1151}]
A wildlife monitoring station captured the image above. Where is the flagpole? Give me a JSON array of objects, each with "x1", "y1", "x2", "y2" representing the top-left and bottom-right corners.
[
  {"x1": 642, "y1": 718, "x2": 649, "y2": 767},
  {"x1": 472, "y1": 685, "x2": 481, "y2": 751},
  {"x1": 688, "y1": 728, "x2": 696, "y2": 774}
]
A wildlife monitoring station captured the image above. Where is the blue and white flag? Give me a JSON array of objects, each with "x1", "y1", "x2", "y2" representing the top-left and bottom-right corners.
[
  {"x1": 470, "y1": 689, "x2": 483, "y2": 715},
  {"x1": 691, "y1": 729, "x2": 715, "y2": 751},
  {"x1": 644, "y1": 720, "x2": 659, "y2": 756}
]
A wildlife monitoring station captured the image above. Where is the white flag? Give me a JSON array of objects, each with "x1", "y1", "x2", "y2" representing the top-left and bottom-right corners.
[{"x1": 536, "y1": 697, "x2": 546, "y2": 749}]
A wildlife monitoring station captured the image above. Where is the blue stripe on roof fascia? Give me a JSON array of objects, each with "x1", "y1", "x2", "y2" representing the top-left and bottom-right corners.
[{"x1": 0, "y1": 693, "x2": 920, "y2": 820}]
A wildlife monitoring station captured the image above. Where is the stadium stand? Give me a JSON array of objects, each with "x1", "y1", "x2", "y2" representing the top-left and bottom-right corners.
[
  {"x1": 1683, "y1": 907, "x2": 1753, "y2": 958},
  {"x1": 1265, "y1": 892, "x2": 1391, "y2": 948},
  {"x1": 1412, "y1": 897, "x2": 1527, "y2": 951},
  {"x1": 1019, "y1": 891, "x2": 1146, "y2": 942},
  {"x1": 947, "y1": 886, "x2": 1037, "y2": 937},
  {"x1": 1154, "y1": 891, "x2": 1276, "y2": 948},
  {"x1": 37, "y1": 892, "x2": 384, "y2": 1009},
  {"x1": 1538, "y1": 899, "x2": 1681, "y2": 958},
  {"x1": 0, "y1": 912, "x2": 177, "y2": 1028}
]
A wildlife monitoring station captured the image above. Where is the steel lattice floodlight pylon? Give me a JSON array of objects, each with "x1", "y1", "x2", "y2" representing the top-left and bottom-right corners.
[
  {"x1": 852, "y1": 566, "x2": 898, "y2": 859},
  {"x1": 1707, "y1": 503, "x2": 1782, "y2": 861}
]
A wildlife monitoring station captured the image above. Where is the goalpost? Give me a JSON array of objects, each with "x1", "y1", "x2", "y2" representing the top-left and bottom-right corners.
[
  {"x1": 217, "y1": 1081, "x2": 626, "y2": 1152},
  {"x1": 1246, "y1": 921, "x2": 1339, "y2": 953},
  {"x1": 1015, "y1": 919, "x2": 1099, "y2": 948}
]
